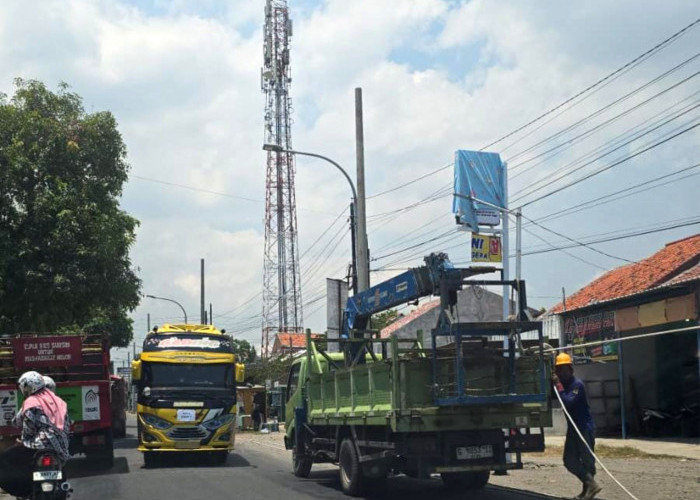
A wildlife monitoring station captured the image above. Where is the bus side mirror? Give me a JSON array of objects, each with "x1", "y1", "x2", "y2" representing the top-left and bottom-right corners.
[
  {"x1": 235, "y1": 363, "x2": 245, "y2": 383},
  {"x1": 131, "y1": 359, "x2": 142, "y2": 384}
]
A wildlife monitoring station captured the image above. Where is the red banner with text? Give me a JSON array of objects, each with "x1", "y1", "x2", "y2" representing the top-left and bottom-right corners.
[{"x1": 12, "y1": 336, "x2": 83, "y2": 369}]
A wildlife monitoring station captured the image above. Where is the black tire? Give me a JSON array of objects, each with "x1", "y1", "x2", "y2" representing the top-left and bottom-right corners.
[
  {"x1": 339, "y1": 438, "x2": 365, "y2": 497},
  {"x1": 214, "y1": 451, "x2": 229, "y2": 465},
  {"x1": 292, "y1": 442, "x2": 312, "y2": 478},
  {"x1": 85, "y1": 429, "x2": 114, "y2": 469},
  {"x1": 440, "y1": 470, "x2": 490, "y2": 490},
  {"x1": 144, "y1": 451, "x2": 158, "y2": 468}
]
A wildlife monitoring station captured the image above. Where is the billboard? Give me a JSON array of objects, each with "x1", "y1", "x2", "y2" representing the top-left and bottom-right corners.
[
  {"x1": 564, "y1": 311, "x2": 618, "y2": 362},
  {"x1": 471, "y1": 234, "x2": 502, "y2": 263},
  {"x1": 453, "y1": 150, "x2": 506, "y2": 232},
  {"x1": 12, "y1": 336, "x2": 82, "y2": 369}
]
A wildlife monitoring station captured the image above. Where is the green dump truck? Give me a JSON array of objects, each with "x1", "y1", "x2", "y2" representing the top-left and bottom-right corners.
[{"x1": 284, "y1": 254, "x2": 551, "y2": 496}]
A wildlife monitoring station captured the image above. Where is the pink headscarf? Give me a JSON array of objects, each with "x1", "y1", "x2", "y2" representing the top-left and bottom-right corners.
[{"x1": 21, "y1": 388, "x2": 68, "y2": 430}]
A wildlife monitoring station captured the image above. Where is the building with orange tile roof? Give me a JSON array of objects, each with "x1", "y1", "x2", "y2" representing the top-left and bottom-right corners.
[{"x1": 546, "y1": 234, "x2": 700, "y2": 438}]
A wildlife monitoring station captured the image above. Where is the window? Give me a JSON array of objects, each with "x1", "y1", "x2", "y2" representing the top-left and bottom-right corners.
[{"x1": 286, "y1": 363, "x2": 301, "y2": 401}]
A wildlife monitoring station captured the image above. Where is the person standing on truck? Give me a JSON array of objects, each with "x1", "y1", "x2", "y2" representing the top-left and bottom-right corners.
[
  {"x1": 0, "y1": 371, "x2": 70, "y2": 498},
  {"x1": 552, "y1": 353, "x2": 602, "y2": 500}
]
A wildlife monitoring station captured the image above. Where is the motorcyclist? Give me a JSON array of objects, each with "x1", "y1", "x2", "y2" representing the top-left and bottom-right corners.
[{"x1": 0, "y1": 371, "x2": 70, "y2": 498}]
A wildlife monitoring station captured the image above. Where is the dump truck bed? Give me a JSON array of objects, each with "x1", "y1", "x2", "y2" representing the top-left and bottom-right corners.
[{"x1": 304, "y1": 338, "x2": 551, "y2": 433}]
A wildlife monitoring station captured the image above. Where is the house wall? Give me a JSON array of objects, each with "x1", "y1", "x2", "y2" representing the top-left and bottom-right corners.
[{"x1": 390, "y1": 287, "x2": 511, "y2": 348}]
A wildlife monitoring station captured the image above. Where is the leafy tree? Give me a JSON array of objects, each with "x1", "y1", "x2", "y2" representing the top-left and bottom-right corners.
[
  {"x1": 0, "y1": 79, "x2": 141, "y2": 346},
  {"x1": 245, "y1": 356, "x2": 294, "y2": 386},
  {"x1": 232, "y1": 338, "x2": 257, "y2": 363},
  {"x1": 371, "y1": 309, "x2": 400, "y2": 332}
]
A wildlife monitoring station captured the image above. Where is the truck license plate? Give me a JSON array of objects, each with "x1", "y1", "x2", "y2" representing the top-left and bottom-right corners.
[
  {"x1": 174, "y1": 441, "x2": 200, "y2": 449},
  {"x1": 176, "y1": 409, "x2": 196, "y2": 422},
  {"x1": 456, "y1": 445, "x2": 493, "y2": 460},
  {"x1": 33, "y1": 471, "x2": 62, "y2": 481}
]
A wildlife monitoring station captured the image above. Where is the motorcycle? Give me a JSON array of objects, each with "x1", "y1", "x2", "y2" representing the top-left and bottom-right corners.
[{"x1": 31, "y1": 450, "x2": 72, "y2": 499}]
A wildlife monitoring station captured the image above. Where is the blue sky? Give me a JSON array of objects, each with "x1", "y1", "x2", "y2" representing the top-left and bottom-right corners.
[{"x1": 0, "y1": 0, "x2": 698, "y2": 364}]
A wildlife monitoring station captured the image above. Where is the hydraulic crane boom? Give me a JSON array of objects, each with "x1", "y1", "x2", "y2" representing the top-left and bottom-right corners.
[{"x1": 344, "y1": 253, "x2": 497, "y2": 337}]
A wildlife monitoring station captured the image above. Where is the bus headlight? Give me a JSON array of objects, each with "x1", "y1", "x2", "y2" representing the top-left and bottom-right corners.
[
  {"x1": 202, "y1": 414, "x2": 234, "y2": 430},
  {"x1": 142, "y1": 413, "x2": 172, "y2": 430}
]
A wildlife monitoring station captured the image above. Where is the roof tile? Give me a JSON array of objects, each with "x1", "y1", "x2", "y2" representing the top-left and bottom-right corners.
[{"x1": 551, "y1": 234, "x2": 700, "y2": 313}]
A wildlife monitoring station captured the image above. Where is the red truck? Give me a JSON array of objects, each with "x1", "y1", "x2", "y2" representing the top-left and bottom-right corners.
[{"x1": 0, "y1": 333, "x2": 115, "y2": 467}]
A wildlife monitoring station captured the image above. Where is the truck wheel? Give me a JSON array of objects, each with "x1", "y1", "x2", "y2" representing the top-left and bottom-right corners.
[
  {"x1": 292, "y1": 443, "x2": 312, "y2": 478},
  {"x1": 87, "y1": 429, "x2": 114, "y2": 469},
  {"x1": 213, "y1": 451, "x2": 229, "y2": 465},
  {"x1": 339, "y1": 438, "x2": 365, "y2": 497},
  {"x1": 440, "y1": 471, "x2": 490, "y2": 490},
  {"x1": 144, "y1": 452, "x2": 158, "y2": 468}
]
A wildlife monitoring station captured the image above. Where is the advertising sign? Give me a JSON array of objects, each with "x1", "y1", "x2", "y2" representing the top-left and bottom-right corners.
[
  {"x1": 471, "y1": 234, "x2": 502, "y2": 263},
  {"x1": 453, "y1": 150, "x2": 506, "y2": 232},
  {"x1": 6, "y1": 385, "x2": 101, "y2": 425},
  {"x1": 12, "y1": 336, "x2": 82, "y2": 369},
  {"x1": 564, "y1": 311, "x2": 618, "y2": 362},
  {"x1": 0, "y1": 389, "x2": 18, "y2": 426}
]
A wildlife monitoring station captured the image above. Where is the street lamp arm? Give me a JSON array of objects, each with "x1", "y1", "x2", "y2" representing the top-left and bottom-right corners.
[
  {"x1": 288, "y1": 150, "x2": 357, "y2": 202},
  {"x1": 263, "y1": 144, "x2": 357, "y2": 202},
  {"x1": 145, "y1": 294, "x2": 188, "y2": 324}
]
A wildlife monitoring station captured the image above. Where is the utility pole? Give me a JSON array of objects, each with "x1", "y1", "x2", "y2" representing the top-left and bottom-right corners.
[
  {"x1": 200, "y1": 258, "x2": 205, "y2": 324},
  {"x1": 515, "y1": 208, "x2": 522, "y2": 316},
  {"x1": 501, "y1": 166, "x2": 510, "y2": 321},
  {"x1": 349, "y1": 202, "x2": 358, "y2": 293},
  {"x1": 147, "y1": 313, "x2": 150, "y2": 332},
  {"x1": 355, "y1": 87, "x2": 370, "y2": 292},
  {"x1": 209, "y1": 303, "x2": 213, "y2": 325}
]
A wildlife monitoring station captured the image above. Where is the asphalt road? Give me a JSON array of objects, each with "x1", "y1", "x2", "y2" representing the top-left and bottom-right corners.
[{"x1": 61, "y1": 418, "x2": 560, "y2": 500}]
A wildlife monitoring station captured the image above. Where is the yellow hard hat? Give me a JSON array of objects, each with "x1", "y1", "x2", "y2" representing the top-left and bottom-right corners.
[{"x1": 555, "y1": 352, "x2": 573, "y2": 366}]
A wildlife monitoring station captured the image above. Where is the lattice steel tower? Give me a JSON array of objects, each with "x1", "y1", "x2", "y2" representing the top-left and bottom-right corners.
[{"x1": 261, "y1": 0, "x2": 303, "y2": 358}]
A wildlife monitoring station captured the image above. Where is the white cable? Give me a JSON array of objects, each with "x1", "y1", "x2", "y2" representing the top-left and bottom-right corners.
[
  {"x1": 545, "y1": 325, "x2": 699, "y2": 353},
  {"x1": 554, "y1": 388, "x2": 640, "y2": 500}
]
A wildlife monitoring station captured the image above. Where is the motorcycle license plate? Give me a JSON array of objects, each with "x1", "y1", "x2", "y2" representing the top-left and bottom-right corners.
[
  {"x1": 456, "y1": 445, "x2": 493, "y2": 460},
  {"x1": 33, "y1": 470, "x2": 62, "y2": 481}
]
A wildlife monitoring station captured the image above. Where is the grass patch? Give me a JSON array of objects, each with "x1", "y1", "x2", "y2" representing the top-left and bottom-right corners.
[{"x1": 529, "y1": 444, "x2": 682, "y2": 460}]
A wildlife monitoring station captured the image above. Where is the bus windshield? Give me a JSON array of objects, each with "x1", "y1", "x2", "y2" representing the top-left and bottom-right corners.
[{"x1": 145, "y1": 363, "x2": 233, "y2": 390}]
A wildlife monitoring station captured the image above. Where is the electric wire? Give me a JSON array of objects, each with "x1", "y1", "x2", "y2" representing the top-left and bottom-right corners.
[{"x1": 481, "y1": 18, "x2": 700, "y2": 152}]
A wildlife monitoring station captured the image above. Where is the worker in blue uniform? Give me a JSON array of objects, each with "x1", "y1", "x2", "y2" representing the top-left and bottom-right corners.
[{"x1": 553, "y1": 352, "x2": 602, "y2": 500}]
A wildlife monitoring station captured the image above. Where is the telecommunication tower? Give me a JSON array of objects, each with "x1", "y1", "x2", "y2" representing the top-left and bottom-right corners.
[{"x1": 261, "y1": 0, "x2": 303, "y2": 358}]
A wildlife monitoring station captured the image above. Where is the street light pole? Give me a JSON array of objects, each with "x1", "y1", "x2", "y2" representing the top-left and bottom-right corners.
[
  {"x1": 145, "y1": 294, "x2": 188, "y2": 324},
  {"x1": 263, "y1": 144, "x2": 364, "y2": 293}
]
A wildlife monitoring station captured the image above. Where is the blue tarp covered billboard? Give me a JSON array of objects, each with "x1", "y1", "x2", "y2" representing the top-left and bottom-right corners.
[{"x1": 452, "y1": 150, "x2": 507, "y2": 231}]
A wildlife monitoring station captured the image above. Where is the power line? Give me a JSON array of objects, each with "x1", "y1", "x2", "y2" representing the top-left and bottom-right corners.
[
  {"x1": 366, "y1": 162, "x2": 453, "y2": 199},
  {"x1": 506, "y1": 54, "x2": 700, "y2": 168},
  {"x1": 481, "y1": 18, "x2": 700, "y2": 151},
  {"x1": 521, "y1": 226, "x2": 608, "y2": 271},
  {"x1": 518, "y1": 120, "x2": 700, "y2": 207},
  {"x1": 521, "y1": 218, "x2": 700, "y2": 256},
  {"x1": 527, "y1": 163, "x2": 700, "y2": 226}
]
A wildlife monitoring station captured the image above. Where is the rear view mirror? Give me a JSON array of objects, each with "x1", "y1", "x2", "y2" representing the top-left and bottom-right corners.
[{"x1": 235, "y1": 363, "x2": 245, "y2": 383}]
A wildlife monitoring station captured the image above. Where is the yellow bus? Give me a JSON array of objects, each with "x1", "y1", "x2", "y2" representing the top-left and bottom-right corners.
[{"x1": 132, "y1": 324, "x2": 244, "y2": 466}]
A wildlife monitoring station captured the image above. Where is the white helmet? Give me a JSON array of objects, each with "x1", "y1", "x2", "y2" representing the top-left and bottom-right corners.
[
  {"x1": 43, "y1": 376, "x2": 56, "y2": 392},
  {"x1": 18, "y1": 371, "x2": 46, "y2": 396}
]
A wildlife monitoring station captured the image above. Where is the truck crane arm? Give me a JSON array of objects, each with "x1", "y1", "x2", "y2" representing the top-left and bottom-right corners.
[{"x1": 344, "y1": 252, "x2": 497, "y2": 336}]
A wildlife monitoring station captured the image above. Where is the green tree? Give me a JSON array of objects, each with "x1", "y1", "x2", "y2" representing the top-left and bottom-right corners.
[
  {"x1": 232, "y1": 339, "x2": 257, "y2": 363},
  {"x1": 0, "y1": 79, "x2": 141, "y2": 346},
  {"x1": 245, "y1": 356, "x2": 294, "y2": 386},
  {"x1": 371, "y1": 309, "x2": 400, "y2": 332}
]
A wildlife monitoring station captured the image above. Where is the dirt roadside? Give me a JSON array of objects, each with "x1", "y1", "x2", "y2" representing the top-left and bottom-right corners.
[{"x1": 238, "y1": 431, "x2": 699, "y2": 500}]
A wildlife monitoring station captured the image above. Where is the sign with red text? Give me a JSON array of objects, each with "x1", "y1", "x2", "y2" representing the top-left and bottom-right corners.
[{"x1": 12, "y1": 336, "x2": 82, "y2": 369}]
